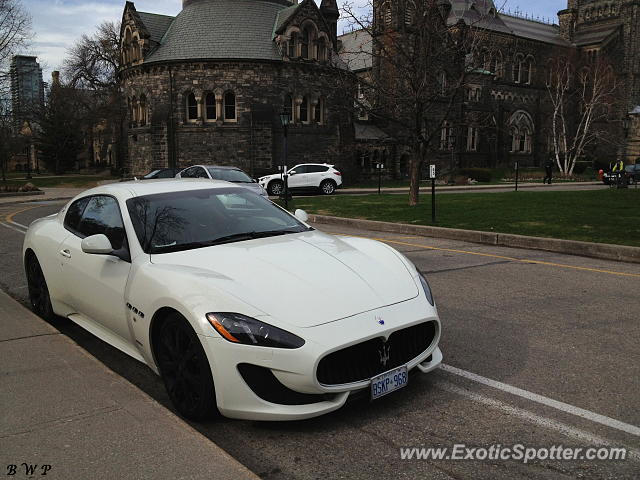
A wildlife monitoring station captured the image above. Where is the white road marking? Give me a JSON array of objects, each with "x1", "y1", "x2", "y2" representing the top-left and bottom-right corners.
[
  {"x1": 8, "y1": 220, "x2": 28, "y2": 230},
  {"x1": 0, "y1": 222, "x2": 26, "y2": 234},
  {"x1": 438, "y1": 381, "x2": 640, "y2": 461},
  {"x1": 441, "y1": 364, "x2": 640, "y2": 438}
]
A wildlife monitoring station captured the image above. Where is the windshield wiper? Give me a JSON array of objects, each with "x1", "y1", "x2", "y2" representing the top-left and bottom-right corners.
[{"x1": 151, "y1": 229, "x2": 308, "y2": 253}]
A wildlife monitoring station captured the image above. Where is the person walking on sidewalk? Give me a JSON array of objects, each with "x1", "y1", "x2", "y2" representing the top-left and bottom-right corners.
[{"x1": 543, "y1": 157, "x2": 554, "y2": 185}]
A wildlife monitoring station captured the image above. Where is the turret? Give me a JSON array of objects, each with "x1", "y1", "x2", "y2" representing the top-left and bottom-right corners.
[{"x1": 320, "y1": 0, "x2": 339, "y2": 48}]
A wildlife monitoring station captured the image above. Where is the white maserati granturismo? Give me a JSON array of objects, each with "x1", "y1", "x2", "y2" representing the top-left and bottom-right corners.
[{"x1": 23, "y1": 180, "x2": 442, "y2": 421}]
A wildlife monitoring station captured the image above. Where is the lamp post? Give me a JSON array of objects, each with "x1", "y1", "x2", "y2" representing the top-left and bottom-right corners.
[{"x1": 279, "y1": 111, "x2": 292, "y2": 210}]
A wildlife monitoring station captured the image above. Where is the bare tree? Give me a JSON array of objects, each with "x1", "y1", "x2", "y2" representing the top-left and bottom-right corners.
[
  {"x1": 63, "y1": 21, "x2": 123, "y2": 172},
  {"x1": 0, "y1": 0, "x2": 31, "y2": 98},
  {"x1": 546, "y1": 52, "x2": 620, "y2": 176},
  {"x1": 339, "y1": 0, "x2": 497, "y2": 205}
]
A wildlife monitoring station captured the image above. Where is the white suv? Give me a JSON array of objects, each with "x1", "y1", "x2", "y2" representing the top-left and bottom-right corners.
[{"x1": 259, "y1": 164, "x2": 342, "y2": 196}]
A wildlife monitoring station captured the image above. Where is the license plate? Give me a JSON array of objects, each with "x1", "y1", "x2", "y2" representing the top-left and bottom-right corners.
[{"x1": 371, "y1": 366, "x2": 408, "y2": 400}]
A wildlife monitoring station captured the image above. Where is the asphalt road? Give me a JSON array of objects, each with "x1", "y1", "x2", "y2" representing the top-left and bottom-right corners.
[{"x1": 1, "y1": 201, "x2": 639, "y2": 480}]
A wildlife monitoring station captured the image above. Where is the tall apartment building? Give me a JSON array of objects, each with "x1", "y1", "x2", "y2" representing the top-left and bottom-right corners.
[{"x1": 10, "y1": 55, "x2": 45, "y2": 129}]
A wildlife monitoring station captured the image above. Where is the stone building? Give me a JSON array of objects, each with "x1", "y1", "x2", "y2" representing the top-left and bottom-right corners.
[
  {"x1": 119, "y1": 0, "x2": 353, "y2": 177},
  {"x1": 339, "y1": 0, "x2": 640, "y2": 177}
]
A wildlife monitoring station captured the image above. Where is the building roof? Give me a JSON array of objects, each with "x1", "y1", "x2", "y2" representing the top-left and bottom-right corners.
[
  {"x1": 446, "y1": 0, "x2": 569, "y2": 46},
  {"x1": 338, "y1": 30, "x2": 372, "y2": 72},
  {"x1": 574, "y1": 25, "x2": 620, "y2": 47},
  {"x1": 273, "y1": 3, "x2": 300, "y2": 37},
  {"x1": 500, "y1": 14, "x2": 568, "y2": 46},
  {"x1": 144, "y1": 0, "x2": 291, "y2": 64},
  {"x1": 137, "y1": 12, "x2": 175, "y2": 44}
]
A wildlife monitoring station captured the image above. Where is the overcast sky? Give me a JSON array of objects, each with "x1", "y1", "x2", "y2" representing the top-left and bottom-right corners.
[{"x1": 21, "y1": 0, "x2": 566, "y2": 79}]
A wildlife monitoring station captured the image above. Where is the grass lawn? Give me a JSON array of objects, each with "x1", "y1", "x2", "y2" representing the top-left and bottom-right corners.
[
  {"x1": 282, "y1": 189, "x2": 640, "y2": 247},
  {"x1": 0, "y1": 174, "x2": 116, "y2": 189}
]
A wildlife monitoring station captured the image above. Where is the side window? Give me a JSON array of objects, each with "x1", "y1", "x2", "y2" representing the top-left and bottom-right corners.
[
  {"x1": 195, "y1": 167, "x2": 209, "y2": 178},
  {"x1": 77, "y1": 196, "x2": 127, "y2": 251},
  {"x1": 292, "y1": 165, "x2": 309, "y2": 174},
  {"x1": 181, "y1": 167, "x2": 197, "y2": 178},
  {"x1": 64, "y1": 197, "x2": 90, "y2": 233},
  {"x1": 308, "y1": 165, "x2": 329, "y2": 173}
]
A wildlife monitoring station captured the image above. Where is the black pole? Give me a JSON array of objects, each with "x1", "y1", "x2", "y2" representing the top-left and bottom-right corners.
[
  {"x1": 431, "y1": 177, "x2": 436, "y2": 224},
  {"x1": 515, "y1": 161, "x2": 519, "y2": 192},
  {"x1": 26, "y1": 144, "x2": 32, "y2": 179},
  {"x1": 378, "y1": 163, "x2": 382, "y2": 195},
  {"x1": 283, "y1": 125, "x2": 289, "y2": 210}
]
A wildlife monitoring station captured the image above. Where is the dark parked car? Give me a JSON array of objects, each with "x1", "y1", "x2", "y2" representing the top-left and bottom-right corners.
[
  {"x1": 624, "y1": 164, "x2": 640, "y2": 185},
  {"x1": 142, "y1": 168, "x2": 182, "y2": 179}
]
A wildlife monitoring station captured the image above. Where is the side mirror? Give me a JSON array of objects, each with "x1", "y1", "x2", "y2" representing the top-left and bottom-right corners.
[
  {"x1": 294, "y1": 209, "x2": 309, "y2": 223},
  {"x1": 81, "y1": 234, "x2": 113, "y2": 255},
  {"x1": 289, "y1": 170, "x2": 297, "y2": 176}
]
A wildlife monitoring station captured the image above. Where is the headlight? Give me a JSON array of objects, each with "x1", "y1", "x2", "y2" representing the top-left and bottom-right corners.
[
  {"x1": 419, "y1": 273, "x2": 435, "y2": 306},
  {"x1": 206, "y1": 313, "x2": 305, "y2": 349}
]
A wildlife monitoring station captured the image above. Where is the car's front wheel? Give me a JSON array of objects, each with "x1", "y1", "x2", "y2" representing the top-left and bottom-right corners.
[
  {"x1": 268, "y1": 180, "x2": 284, "y2": 196},
  {"x1": 25, "y1": 253, "x2": 55, "y2": 321},
  {"x1": 155, "y1": 313, "x2": 217, "y2": 421},
  {"x1": 320, "y1": 179, "x2": 337, "y2": 195}
]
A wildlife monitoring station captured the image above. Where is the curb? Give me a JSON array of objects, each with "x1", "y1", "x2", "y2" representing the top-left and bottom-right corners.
[
  {"x1": 0, "y1": 191, "x2": 45, "y2": 198},
  {"x1": 337, "y1": 182, "x2": 603, "y2": 195},
  {"x1": 309, "y1": 214, "x2": 640, "y2": 264}
]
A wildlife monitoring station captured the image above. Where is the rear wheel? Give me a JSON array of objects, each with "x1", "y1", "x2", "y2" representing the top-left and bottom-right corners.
[
  {"x1": 155, "y1": 313, "x2": 217, "y2": 421},
  {"x1": 320, "y1": 179, "x2": 336, "y2": 195},
  {"x1": 25, "y1": 254, "x2": 54, "y2": 321},
  {"x1": 268, "y1": 180, "x2": 284, "y2": 196}
]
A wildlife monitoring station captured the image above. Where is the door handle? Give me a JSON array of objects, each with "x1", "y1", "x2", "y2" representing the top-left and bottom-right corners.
[{"x1": 59, "y1": 249, "x2": 72, "y2": 259}]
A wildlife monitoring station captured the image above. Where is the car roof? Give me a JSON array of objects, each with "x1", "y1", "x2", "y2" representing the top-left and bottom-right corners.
[
  {"x1": 72, "y1": 179, "x2": 242, "y2": 201},
  {"x1": 189, "y1": 165, "x2": 242, "y2": 171}
]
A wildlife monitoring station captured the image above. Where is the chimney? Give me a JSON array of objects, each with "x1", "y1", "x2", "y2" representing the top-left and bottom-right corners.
[
  {"x1": 51, "y1": 71, "x2": 60, "y2": 86},
  {"x1": 320, "y1": 0, "x2": 339, "y2": 48},
  {"x1": 558, "y1": 7, "x2": 577, "y2": 43}
]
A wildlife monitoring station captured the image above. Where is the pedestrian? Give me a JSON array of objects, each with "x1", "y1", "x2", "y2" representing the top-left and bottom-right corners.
[{"x1": 543, "y1": 157, "x2": 554, "y2": 185}]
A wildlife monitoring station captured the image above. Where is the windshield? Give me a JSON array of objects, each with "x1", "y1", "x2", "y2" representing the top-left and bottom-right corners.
[
  {"x1": 208, "y1": 168, "x2": 253, "y2": 183},
  {"x1": 126, "y1": 188, "x2": 310, "y2": 254}
]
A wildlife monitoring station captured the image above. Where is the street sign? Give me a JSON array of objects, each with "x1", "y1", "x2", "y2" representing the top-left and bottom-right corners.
[{"x1": 429, "y1": 164, "x2": 436, "y2": 180}]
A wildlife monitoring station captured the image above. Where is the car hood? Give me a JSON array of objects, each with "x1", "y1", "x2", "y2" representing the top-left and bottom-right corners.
[
  {"x1": 150, "y1": 230, "x2": 419, "y2": 328},
  {"x1": 233, "y1": 182, "x2": 266, "y2": 196}
]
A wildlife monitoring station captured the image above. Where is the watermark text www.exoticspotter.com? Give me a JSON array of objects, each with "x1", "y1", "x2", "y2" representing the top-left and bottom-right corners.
[{"x1": 400, "y1": 445, "x2": 627, "y2": 464}]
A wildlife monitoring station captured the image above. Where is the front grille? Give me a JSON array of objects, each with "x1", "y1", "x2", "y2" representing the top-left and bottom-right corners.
[{"x1": 316, "y1": 321, "x2": 437, "y2": 385}]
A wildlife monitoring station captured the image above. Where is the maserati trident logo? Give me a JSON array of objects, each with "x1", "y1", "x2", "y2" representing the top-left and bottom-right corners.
[{"x1": 378, "y1": 342, "x2": 391, "y2": 367}]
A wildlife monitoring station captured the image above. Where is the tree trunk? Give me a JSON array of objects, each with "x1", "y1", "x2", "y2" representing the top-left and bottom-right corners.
[{"x1": 408, "y1": 150, "x2": 421, "y2": 206}]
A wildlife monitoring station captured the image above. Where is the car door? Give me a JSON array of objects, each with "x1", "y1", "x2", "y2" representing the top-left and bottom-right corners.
[
  {"x1": 307, "y1": 165, "x2": 330, "y2": 187},
  {"x1": 58, "y1": 195, "x2": 132, "y2": 342},
  {"x1": 288, "y1": 165, "x2": 310, "y2": 189}
]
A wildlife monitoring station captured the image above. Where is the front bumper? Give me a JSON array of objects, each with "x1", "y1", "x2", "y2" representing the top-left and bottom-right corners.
[{"x1": 200, "y1": 298, "x2": 442, "y2": 421}]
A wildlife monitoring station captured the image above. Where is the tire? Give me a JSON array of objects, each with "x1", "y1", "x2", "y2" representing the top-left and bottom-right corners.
[
  {"x1": 267, "y1": 180, "x2": 284, "y2": 196},
  {"x1": 320, "y1": 179, "x2": 336, "y2": 195},
  {"x1": 25, "y1": 253, "x2": 55, "y2": 322},
  {"x1": 155, "y1": 313, "x2": 218, "y2": 421}
]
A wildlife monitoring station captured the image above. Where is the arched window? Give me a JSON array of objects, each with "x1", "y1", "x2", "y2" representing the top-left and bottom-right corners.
[
  {"x1": 204, "y1": 92, "x2": 216, "y2": 121},
  {"x1": 300, "y1": 96, "x2": 309, "y2": 123},
  {"x1": 284, "y1": 94, "x2": 293, "y2": 119},
  {"x1": 513, "y1": 54, "x2": 524, "y2": 83},
  {"x1": 439, "y1": 71, "x2": 447, "y2": 95},
  {"x1": 224, "y1": 91, "x2": 236, "y2": 121},
  {"x1": 440, "y1": 122, "x2": 454, "y2": 150},
  {"x1": 315, "y1": 97, "x2": 325, "y2": 124},
  {"x1": 522, "y1": 56, "x2": 534, "y2": 84},
  {"x1": 405, "y1": 1, "x2": 415, "y2": 26},
  {"x1": 301, "y1": 27, "x2": 313, "y2": 59},
  {"x1": 288, "y1": 32, "x2": 298, "y2": 58},
  {"x1": 380, "y1": 2, "x2": 392, "y2": 29},
  {"x1": 317, "y1": 37, "x2": 327, "y2": 62},
  {"x1": 139, "y1": 95, "x2": 147, "y2": 126},
  {"x1": 124, "y1": 28, "x2": 132, "y2": 64},
  {"x1": 186, "y1": 93, "x2": 198, "y2": 121},
  {"x1": 508, "y1": 110, "x2": 534, "y2": 153}
]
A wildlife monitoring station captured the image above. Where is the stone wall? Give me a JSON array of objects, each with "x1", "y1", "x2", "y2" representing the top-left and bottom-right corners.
[{"x1": 121, "y1": 60, "x2": 352, "y2": 177}]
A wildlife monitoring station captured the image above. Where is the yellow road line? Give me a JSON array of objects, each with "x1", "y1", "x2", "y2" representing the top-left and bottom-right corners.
[
  {"x1": 5, "y1": 204, "x2": 43, "y2": 224},
  {"x1": 330, "y1": 232, "x2": 640, "y2": 279}
]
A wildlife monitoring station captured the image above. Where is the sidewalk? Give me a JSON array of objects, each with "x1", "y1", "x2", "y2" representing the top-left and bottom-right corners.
[
  {"x1": 0, "y1": 290, "x2": 259, "y2": 480},
  {"x1": 338, "y1": 181, "x2": 603, "y2": 195},
  {"x1": 0, "y1": 188, "x2": 84, "y2": 205}
]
